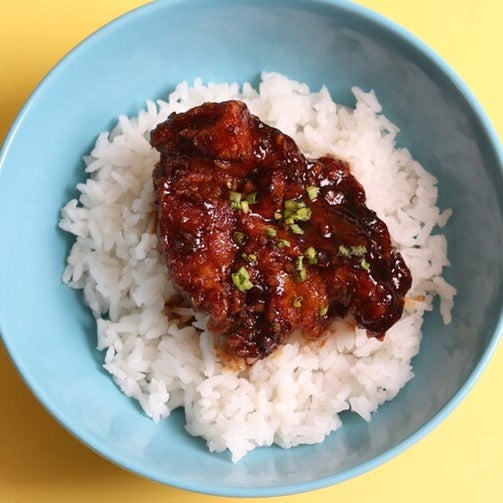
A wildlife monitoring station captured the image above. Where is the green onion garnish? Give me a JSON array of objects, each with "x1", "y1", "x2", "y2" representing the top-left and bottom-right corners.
[
  {"x1": 265, "y1": 226, "x2": 277, "y2": 238},
  {"x1": 282, "y1": 199, "x2": 312, "y2": 233},
  {"x1": 289, "y1": 223, "x2": 304, "y2": 235},
  {"x1": 246, "y1": 192, "x2": 258, "y2": 205},
  {"x1": 229, "y1": 191, "x2": 242, "y2": 210},
  {"x1": 284, "y1": 199, "x2": 307, "y2": 214},
  {"x1": 240, "y1": 200, "x2": 250, "y2": 214},
  {"x1": 233, "y1": 231, "x2": 246, "y2": 245},
  {"x1": 229, "y1": 191, "x2": 242, "y2": 203},
  {"x1": 293, "y1": 296, "x2": 303, "y2": 308},
  {"x1": 278, "y1": 239, "x2": 291, "y2": 249},
  {"x1": 338, "y1": 244, "x2": 351, "y2": 257},
  {"x1": 296, "y1": 268, "x2": 307, "y2": 282},
  {"x1": 274, "y1": 211, "x2": 282, "y2": 220},
  {"x1": 231, "y1": 266, "x2": 254, "y2": 292},
  {"x1": 339, "y1": 243, "x2": 369, "y2": 262},
  {"x1": 294, "y1": 207, "x2": 312, "y2": 221},
  {"x1": 284, "y1": 199, "x2": 301, "y2": 211},
  {"x1": 294, "y1": 256, "x2": 306, "y2": 282},
  {"x1": 304, "y1": 246, "x2": 318, "y2": 265},
  {"x1": 319, "y1": 305, "x2": 328, "y2": 316},
  {"x1": 295, "y1": 256, "x2": 304, "y2": 271},
  {"x1": 351, "y1": 245, "x2": 367, "y2": 256},
  {"x1": 242, "y1": 253, "x2": 257, "y2": 263},
  {"x1": 306, "y1": 185, "x2": 319, "y2": 201}
]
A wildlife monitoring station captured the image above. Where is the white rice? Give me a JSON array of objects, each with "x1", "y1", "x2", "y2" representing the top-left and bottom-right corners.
[{"x1": 59, "y1": 72, "x2": 455, "y2": 462}]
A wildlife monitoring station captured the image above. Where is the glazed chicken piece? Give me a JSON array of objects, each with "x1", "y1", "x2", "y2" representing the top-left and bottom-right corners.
[{"x1": 151, "y1": 101, "x2": 411, "y2": 359}]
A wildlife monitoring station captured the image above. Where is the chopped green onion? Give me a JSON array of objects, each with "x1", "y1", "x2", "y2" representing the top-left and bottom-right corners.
[
  {"x1": 265, "y1": 226, "x2": 277, "y2": 237},
  {"x1": 229, "y1": 191, "x2": 244, "y2": 210},
  {"x1": 295, "y1": 255, "x2": 304, "y2": 271},
  {"x1": 233, "y1": 231, "x2": 246, "y2": 245},
  {"x1": 351, "y1": 245, "x2": 367, "y2": 256},
  {"x1": 231, "y1": 266, "x2": 254, "y2": 292},
  {"x1": 296, "y1": 268, "x2": 307, "y2": 282},
  {"x1": 306, "y1": 185, "x2": 319, "y2": 201},
  {"x1": 319, "y1": 305, "x2": 328, "y2": 316},
  {"x1": 246, "y1": 192, "x2": 258, "y2": 205},
  {"x1": 240, "y1": 200, "x2": 250, "y2": 214},
  {"x1": 294, "y1": 256, "x2": 306, "y2": 282},
  {"x1": 229, "y1": 191, "x2": 242, "y2": 203},
  {"x1": 290, "y1": 223, "x2": 304, "y2": 235},
  {"x1": 293, "y1": 296, "x2": 303, "y2": 308},
  {"x1": 284, "y1": 199, "x2": 300, "y2": 211},
  {"x1": 339, "y1": 243, "x2": 370, "y2": 268},
  {"x1": 294, "y1": 207, "x2": 312, "y2": 221},
  {"x1": 283, "y1": 199, "x2": 306, "y2": 219},
  {"x1": 283, "y1": 198, "x2": 312, "y2": 226},
  {"x1": 242, "y1": 253, "x2": 257, "y2": 263},
  {"x1": 338, "y1": 244, "x2": 351, "y2": 257},
  {"x1": 278, "y1": 239, "x2": 291, "y2": 249},
  {"x1": 274, "y1": 211, "x2": 282, "y2": 220},
  {"x1": 304, "y1": 246, "x2": 318, "y2": 265},
  {"x1": 282, "y1": 198, "x2": 313, "y2": 234}
]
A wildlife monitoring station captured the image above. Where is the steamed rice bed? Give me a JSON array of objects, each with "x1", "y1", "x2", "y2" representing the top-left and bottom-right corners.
[{"x1": 59, "y1": 73, "x2": 455, "y2": 462}]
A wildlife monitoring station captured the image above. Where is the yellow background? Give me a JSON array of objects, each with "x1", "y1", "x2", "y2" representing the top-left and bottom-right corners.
[{"x1": 1, "y1": 1, "x2": 502, "y2": 501}]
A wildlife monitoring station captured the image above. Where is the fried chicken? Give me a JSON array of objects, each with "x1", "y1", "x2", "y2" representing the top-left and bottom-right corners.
[{"x1": 151, "y1": 100, "x2": 411, "y2": 359}]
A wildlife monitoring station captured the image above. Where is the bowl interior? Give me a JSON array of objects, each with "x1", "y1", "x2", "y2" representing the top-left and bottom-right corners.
[{"x1": 0, "y1": 0, "x2": 502, "y2": 496}]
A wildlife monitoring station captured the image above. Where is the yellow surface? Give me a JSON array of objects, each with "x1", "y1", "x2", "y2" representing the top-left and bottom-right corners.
[{"x1": 0, "y1": 0, "x2": 502, "y2": 501}]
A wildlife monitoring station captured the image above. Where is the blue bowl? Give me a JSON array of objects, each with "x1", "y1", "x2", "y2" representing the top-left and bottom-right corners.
[{"x1": 1, "y1": 0, "x2": 502, "y2": 497}]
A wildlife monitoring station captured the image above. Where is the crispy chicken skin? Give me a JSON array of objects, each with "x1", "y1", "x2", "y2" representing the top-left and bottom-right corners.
[{"x1": 151, "y1": 101, "x2": 411, "y2": 359}]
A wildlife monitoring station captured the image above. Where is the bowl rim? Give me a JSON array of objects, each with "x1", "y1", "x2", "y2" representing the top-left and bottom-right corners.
[{"x1": 1, "y1": 0, "x2": 502, "y2": 497}]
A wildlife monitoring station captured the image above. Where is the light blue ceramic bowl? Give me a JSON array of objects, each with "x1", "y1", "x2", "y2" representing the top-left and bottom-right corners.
[{"x1": 0, "y1": 0, "x2": 502, "y2": 497}]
